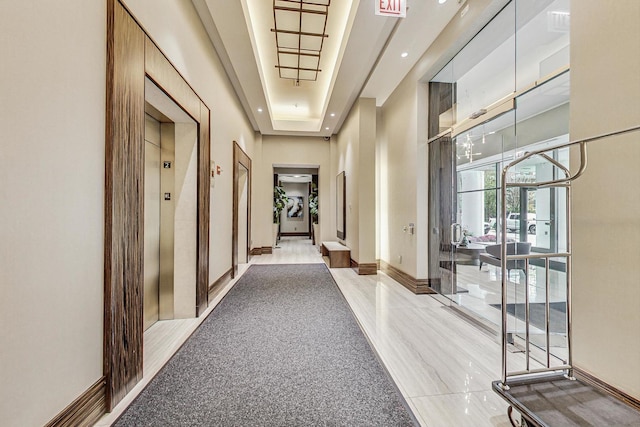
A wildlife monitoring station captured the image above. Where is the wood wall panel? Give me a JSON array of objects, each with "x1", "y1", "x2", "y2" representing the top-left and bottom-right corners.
[
  {"x1": 104, "y1": 1, "x2": 146, "y2": 409},
  {"x1": 280, "y1": 232, "x2": 309, "y2": 237},
  {"x1": 428, "y1": 82, "x2": 454, "y2": 139},
  {"x1": 348, "y1": 258, "x2": 377, "y2": 275},
  {"x1": 197, "y1": 102, "x2": 210, "y2": 316},
  {"x1": 144, "y1": 37, "x2": 201, "y2": 121},
  {"x1": 427, "y1": 135, "x2": 454, "y2": 294},
  {"x1": 45, "y1": 377, "x2": 106, "y2": 427},
  {"x1": 357, "y1": 263, "x2": 378, "y2": 275},
  {"x1": 574, "y1": 367, "x2": 640, "y2": 412},
  {"x1": 208, "y1": 268, "x2": 233, "y2": 301},
  {"x1": 105, "y1": 0, "x2": 212, "y2": 412},
  {"x1": 379, "y1": 260, "x2": 435, "y2": 294}
]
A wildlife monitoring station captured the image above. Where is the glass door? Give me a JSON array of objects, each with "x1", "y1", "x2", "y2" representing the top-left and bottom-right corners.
[
  {"x1": 521, "y1": 147, "x2": 570, "y2": 255},
  {"x1": 427, "y1": 133, "x2": 456, "y2": 300},
  {"x1": 450, "y1": 125, "x2": 510, "y2": 322},
  {"x1": 426, "y1": 0, "x2": 571, "y2": 331}
]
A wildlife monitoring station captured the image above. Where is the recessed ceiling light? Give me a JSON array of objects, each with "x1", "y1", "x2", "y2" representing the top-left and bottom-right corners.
[
  {"x1": 438, "y1": 0, "x2": 447, "y2": 4},
  {"x1": 401, "y1": 52, "x2": 409, "y2": 58},
  {"x1": 257, "y1": 108, "x2": 263, "y2": 113},
  {"x1": 325, "y1": 127, "x2": 330, "y2": 130},
  {"x1": 330, "y1": 113, "x2": 335, "y2": 117}
]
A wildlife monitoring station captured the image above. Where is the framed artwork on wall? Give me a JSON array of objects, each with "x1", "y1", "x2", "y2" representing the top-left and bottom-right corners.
[{"x1": 287, "y1": 196, "x2": 304, "y2": 220}]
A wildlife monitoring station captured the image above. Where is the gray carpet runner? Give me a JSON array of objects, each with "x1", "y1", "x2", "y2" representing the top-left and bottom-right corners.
[{"x1": 114, "y1": 264, "x2": 416, "y2": 426}]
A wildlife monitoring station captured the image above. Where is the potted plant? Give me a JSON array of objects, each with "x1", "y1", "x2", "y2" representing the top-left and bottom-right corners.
[
  {"x1": 309, "y1": 183, "x2": 319, "y2": 246},
  {"x1": 273, "y1": 185, "x2": 288, "y2": 248}
]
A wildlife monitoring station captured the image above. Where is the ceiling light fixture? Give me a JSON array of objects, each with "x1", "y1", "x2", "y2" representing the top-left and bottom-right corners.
[
  {"x1": 257, "y1": 108, "x2": 263, "y2": 113},
  {"x1": 272, "y1": 0, "x2": 330, "y2": 83},
  {"x1": 330, "y1": 113, "x2": 335, "y2": 117},
  {"x1": 438, "y1": 0, "x2": 447, "y2": 4},
  {"x1": 401, "y1": 52, "x2": 408, "y2": 58}
]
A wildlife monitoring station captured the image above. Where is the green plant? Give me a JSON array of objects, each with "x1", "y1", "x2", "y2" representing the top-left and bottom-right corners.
[
  {"x1": 309, "y1": 182, "x2": 318, "y2": 224},
  {"x1": 273, "y1": 185, "x2": 288, "y2": 224}
]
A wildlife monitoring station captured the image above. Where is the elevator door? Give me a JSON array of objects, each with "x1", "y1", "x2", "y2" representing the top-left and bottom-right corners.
[{"x1": 144, "y1": 115, "x2": 161, "y2": 331}]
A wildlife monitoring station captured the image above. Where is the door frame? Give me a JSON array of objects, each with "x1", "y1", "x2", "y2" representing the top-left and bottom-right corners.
[{"x1": 105, "y1": 0, "x2": 210, "y2": 410}]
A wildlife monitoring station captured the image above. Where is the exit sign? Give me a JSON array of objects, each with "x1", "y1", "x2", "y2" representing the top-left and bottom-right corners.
[{"x1": 375, "y1": 0, "x2": 406, "y2": 18}]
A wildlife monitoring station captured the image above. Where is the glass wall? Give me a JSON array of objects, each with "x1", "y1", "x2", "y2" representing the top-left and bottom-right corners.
[
  {"x1": 431, "y1": 0, "x2": 570, "y2": 133},
  {"x1": 428, "y1": 0, "x2": 571, "y2": 362}
]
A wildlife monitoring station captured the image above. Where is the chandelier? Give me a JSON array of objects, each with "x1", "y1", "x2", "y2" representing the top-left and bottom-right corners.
[
  {"x1": 272, "y1": 0, "x2": 330, "y2": 83},
  {"x1": 457, "y1": 133, "x2": 484, "y2": 163}
]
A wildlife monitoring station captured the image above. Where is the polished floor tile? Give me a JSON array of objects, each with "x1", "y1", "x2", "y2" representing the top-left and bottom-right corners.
[
  {"x1": 327, "y1": 251, "x2": 513, "y2": 425},
  {"x1": 252, "y1": 236, "x2": 324, "y2": 265},
  {"x1": 411, "y1": 391, "x2": 513, "y2": 427}
]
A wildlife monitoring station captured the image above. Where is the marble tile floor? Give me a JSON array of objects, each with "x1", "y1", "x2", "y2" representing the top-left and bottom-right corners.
[
  {"x1": 330, "y1": 267, "x2": 513, "y2": 426},
  {"x1": 449, "y1": 262, "x2": 570, "y2": 363},
  {"x1": 96, "y1": 237, "x2": 526, "y2": 426},
  {"x1": 253, "y1": 235, "x2": 324, "y2": 264},
  {"x1": 452, "y1": 262, "x2": 568, "y2": 329}
]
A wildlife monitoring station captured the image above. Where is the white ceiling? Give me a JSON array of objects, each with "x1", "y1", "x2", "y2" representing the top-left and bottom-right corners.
[{"x1": 192, "y1": 0, "x2": 464, "y2": 137}]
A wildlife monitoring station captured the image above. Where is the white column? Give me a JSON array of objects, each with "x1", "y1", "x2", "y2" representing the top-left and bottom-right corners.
[{"x1": 458, "y1": 170, "x2": 485, "y2": 237}]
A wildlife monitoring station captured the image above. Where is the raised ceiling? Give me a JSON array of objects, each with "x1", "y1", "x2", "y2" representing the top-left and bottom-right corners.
[{"x1": 192, "y1": 0, "x2": 464, "y2": 137}]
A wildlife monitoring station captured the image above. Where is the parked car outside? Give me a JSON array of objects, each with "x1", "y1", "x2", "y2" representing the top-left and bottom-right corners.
[{"x1": 505, "y1": 213, "x2": 536, "y2": 234}]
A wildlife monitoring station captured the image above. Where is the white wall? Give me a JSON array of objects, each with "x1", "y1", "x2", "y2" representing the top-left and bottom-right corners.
[
  {"x1": 0, "y1": 2, "x2": 106, "y2": 426},
  {"x1": 358, "y1": 99, "x2": 377, "y2": 265},
  {"x1": 238, "y1": 166, "x2": 249, "y2": 263},
  {"x1": 253, "y1": 133, "x2": 267, "y2": 249},
  {"x1": 375, "y1": 0, "x2": 504, "y2": 280},
  {"x1": 378, "y1": 79, "x2": 419, "y2": 276},
  {"x1": 570, "y1": 0, "x2": 640, "y2": 399},
  {"x1": 336, "y1": 103, "x2": 359, "y2": 258},
  {"x1": 0, "y1": 1, "x2": 257, "y2": 425},
  {"x1": 121, "y1": 0, "x2": 257, "y2": 284},
  {"x1": 334, "y1": 98, "x2": 377, "y2": 265},
  {"x1": 255, "y1": 136, "x2": 331, "y2": 249}
]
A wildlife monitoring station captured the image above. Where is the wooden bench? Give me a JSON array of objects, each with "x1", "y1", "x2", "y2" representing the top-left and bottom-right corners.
[{"x1": 321, "y1": 241, "x2": 351, "y2": 268}]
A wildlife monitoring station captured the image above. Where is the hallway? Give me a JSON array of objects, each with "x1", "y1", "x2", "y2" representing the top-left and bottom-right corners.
[
  {"x1": 98, "y1": 237, "x2": 511, "y2": 426},
  {"x1": 4, "y1": 2, "x2": 640, "y2": 425}
]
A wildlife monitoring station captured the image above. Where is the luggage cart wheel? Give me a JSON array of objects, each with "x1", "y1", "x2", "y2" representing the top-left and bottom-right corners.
[{"x1": 507, "y1": 406, "x2": 530, "y2": 427}]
